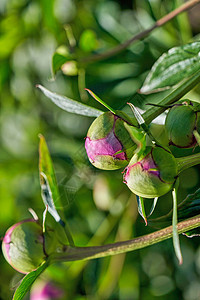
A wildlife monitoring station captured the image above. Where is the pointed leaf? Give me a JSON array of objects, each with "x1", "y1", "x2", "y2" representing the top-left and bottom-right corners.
[
  {"x1": 85, "y1": 88, "x2": 116, "y2": 114},
  {"x1": 39, "y1": 135, "x2": 62, "y2": 222},
  {"x1": 52, "y1": 52, "x2": 70, "y2": 76},
  {"x1": 37, "y1": 85, "x2": 103, "y2": 117},
  {"x1": 13, "y1": 261, "x2": 49, "y2": 300},
  {"x1": 148, "y1": 197, "x2": 159, "y2": 217},
  {"x1": 124, "y1": 122, "x2": 146, "y2": 152},
  {"x1": 136, "y1": 196, "x2": 147, "y2": 226},
  {"x1": 40, "y1": 172, "x2": 61, "y2": 222},
  {"x1": 39, "y1": 135, "x2": 75, "y2": 246},
  {"x1": 140, "y1": 41, "x2": 200, "y2": 94}
]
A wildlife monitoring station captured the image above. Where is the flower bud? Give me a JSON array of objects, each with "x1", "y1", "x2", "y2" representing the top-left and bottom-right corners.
[
  {"x1": 165, "y1": 101, "x2": 200, "y2": 148},
  {"x1": 30, "y1": 280, "x2": 64, "y2": 300},
  {"x1": 85, "y1": 111, "x2": 137, "y2": 170},
  {"x1": 2, "y1": 219, "x2": 50, "y2": 274},
  {"x1": 123, "y1": 146, "x2": 177, "y2": 198}
]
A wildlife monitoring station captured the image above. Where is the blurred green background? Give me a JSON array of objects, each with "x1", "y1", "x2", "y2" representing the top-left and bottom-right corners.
[{"x1": 1, "y1": 0, "x2": 200, "y2": 299}]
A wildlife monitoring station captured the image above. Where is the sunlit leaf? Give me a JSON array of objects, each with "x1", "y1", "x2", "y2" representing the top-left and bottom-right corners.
[
  {"x1": 37, "y1": 85, "x2": 103, "y2": 117},
  {"x1": 148, "y1": 197, "x2": 159, "y2": 217},
  {"x1": 39, "y1": 135, "x2": 74, "y2": 245},
  {"x1": 85, "y1": 88, "x2": 116, "y2": 113},
  {"x1": 39, "y1": 134, "x2": 62, "y2": 222},
  {"x1": 136, "y1": 196, "x2": 147, "y2": 226},
  {"x1": 13, "y1": 261, "x2": 49, "y2": 300},
  {"x1": 140, "y1": 41, "x2": 200, "y2": 94}
]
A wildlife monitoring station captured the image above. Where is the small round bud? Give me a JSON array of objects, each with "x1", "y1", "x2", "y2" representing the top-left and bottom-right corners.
[
  {"x1": 30, "y1": 281, "x2": 64, "y2": 300},
  {"x1": 123, "y1": 146, "x2": 177, "y2": 198},
  {"x1": 2, "y1": 219, "x2": 47, "y2": 274},
  {"x1": 165, "y1": 101, "x2": 200, "y2": 148},
  {"x1": 85, "y1": 111, "x2": 137, "y2": 170}
]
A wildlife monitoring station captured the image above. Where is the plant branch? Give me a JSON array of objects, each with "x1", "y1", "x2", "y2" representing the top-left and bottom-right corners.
[
  {"x1": 80, "y1": 0, "x2": 200, "y2": 64},
  {"x1": 51, "y1": 214, "x2": 200, "y2": 263}
]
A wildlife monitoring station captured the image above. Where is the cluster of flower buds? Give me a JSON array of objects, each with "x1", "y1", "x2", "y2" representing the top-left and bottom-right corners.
[
  {"x1": 165, "y1": 101, "x2": 200, "y2": 148},
  {"x1": 84, "y1": 107, "x2": 180, "y2": 198},
  {"x1": 85, "y1": 100, "x2": 200, "y2": 199}
]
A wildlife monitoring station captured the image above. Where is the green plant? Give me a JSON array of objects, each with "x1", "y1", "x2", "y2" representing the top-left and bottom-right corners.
[{"x1": 2, "y1": 1, "x2": 200, "y2": 299}]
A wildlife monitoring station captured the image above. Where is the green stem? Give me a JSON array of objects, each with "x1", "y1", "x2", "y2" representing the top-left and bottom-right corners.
[
  {"x1": 58, "y1": 220, "x2": 75, "y2": 247},
  {"x1": 176, "y1": 152, "x2": 200, "y2": 174},
  {"x1": 143, "y1": 69, "x2": 200, "y2": 125},
  {"x1": 172, "y1": 180, "x2": 183, "y2": 264},
  {"x1": 50, "y1": 214, "x2": 200, "y2": 263}
]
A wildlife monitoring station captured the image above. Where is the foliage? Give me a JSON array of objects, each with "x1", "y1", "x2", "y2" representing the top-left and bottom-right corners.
[{"x1": 1, "y1": 0, "x2": 200, "y2": 300}]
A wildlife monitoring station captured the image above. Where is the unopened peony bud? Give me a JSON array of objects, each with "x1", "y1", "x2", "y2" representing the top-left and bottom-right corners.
[
  {"x1": 85, "y1": 111, "x2": 138, "y2": 170},
  {"x1": 165, "y1": 101, "x2": 200, "y2": 148},
  {"x1": 123, "y1": 146, "x2": 177, "y2": 198},
  {"x1": 2, "y1": 219, "x2": 52, "y2": 274}
]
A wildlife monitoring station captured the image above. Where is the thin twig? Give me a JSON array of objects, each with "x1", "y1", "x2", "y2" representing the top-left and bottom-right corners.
[{"x1": 80, "y1": 0, "x2": 200, "y2": 64}]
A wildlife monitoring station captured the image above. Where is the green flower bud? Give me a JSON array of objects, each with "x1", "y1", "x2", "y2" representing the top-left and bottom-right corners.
[
  {"x1": 165, "y1": 101, "x2": 200, "y2": 148},
  {"x1": 123, "y1": 146, "x2": 177, "y2": 198},
  {"x1": 85, "y1": 111, "x2": 138, "y2": 170},
  {"x1": 2, "y1": 219, "x2": 56, "y2": 274}
]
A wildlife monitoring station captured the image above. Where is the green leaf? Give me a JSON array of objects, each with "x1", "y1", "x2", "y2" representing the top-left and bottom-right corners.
[
  {"x1": 85, "y1": 88, "x2": 116, "y2": 114},
  {"x1": 13, "y1": 261, "x2": 49, "y2": 300},
  {"x1": 52, "y1": 52, "x2": 69, "y2": 75},
  {"x1": 39, "y1": 134, "x2": 62, "y2": 221},
  {"x1": 124, "y1": 123, "x2": 146, "y2": 151},
  {"x1": 140, "y1": 41, "x2": 200, "y2": 94},
  {"x1": 37, "y1": 85, "x2": 103, "y2": 117},
  {"x1": 39, "y1": 135, "x2": 75, "y2": 246},
  {"x1": 136, "y1": 196, "x2": 147, "y2": 226},
  {"x1": 148, "y1": 197, "x2": 159, "y2": 217}
]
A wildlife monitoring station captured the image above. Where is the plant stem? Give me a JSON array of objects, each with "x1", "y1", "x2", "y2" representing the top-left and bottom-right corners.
[
  {"x1": 61, "y1": 221, "x2": 75, "y2": 247},
  {"x1": 143, "y1": 69, "x2": 200, "y2": 124},
  {"x1": 80, "y1": 0, "x2": 200, "y2": 64},
  {"x1": 172, "y1": 180, "x2": 183, "y2": 264},
  {"x1": 51, "y1": 214, "x2": 200, "y2": 263},
  {"x1": 176, "y1": 152, "x2": 200, "y2": 174}
]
